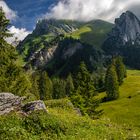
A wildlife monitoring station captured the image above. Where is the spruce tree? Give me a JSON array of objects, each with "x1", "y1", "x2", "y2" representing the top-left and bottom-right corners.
[
  {"x1": 0, "y1": 8, "x2": 11, "y2": 40},
  {"x1": 74, "y1": 62, "x2": 90, "y2": 90},
  {"x1": 39, "y1": 71, "x2": 53, "y2": 100},
  {"x1": 65, "y1": 74, "x2": 74, "y2": 97},
  {"x1": 105, "y1": 64, "x2": 119, "y2": 100},
  {"x1": 31, "y1": 72, "x2": 40, "y2": 99},
  {"x1": 52, "y1": 78, "x2": 66, "y2": 99},
  {"x1": 114, "y1": 56, "x2": 126, "y2": 85},
  {"x1": 0, "y1": 8, "x2": 30, "y2": 96},
  {"x1": 72, "y1": 62, "x2": 102, "y2": 118}
]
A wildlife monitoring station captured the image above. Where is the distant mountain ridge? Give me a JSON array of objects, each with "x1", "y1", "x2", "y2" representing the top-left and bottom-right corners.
[
  {"x1": 17, "y1": 11, "x2": 140, "y2": 75},
  {"x1": 33, "y1": 19, "x2": 82, "y2": 36},
  {"x1": 17, "y1": 18, "x2": 113, "y2": 76}
]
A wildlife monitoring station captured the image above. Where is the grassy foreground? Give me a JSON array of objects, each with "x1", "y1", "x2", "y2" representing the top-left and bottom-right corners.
[
  {"x1": 99, "y1": 70, "x2": 140, "y2": 134},
  {"x1": 0, "y1": 70, "x2": 140, "y2": 139}
]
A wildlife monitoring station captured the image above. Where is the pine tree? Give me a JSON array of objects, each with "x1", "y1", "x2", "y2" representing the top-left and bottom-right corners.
[
  {"x1": 114, "y1": 56, "x2": 126, "y2": 85},
  {"x1": 31, "y1": 72, "x2": 40, "y2": 99},
  {"x1": 39, "y1": 71, "x2": 53, "y2": 100},
  {"x1": 52, "y1": 78, "x2": 66, "y2": 99},
  {"x1": 72, "y1": 62, "x2": 102, "y2": 118},
  {"x1": 74, "y1": 62, "x2": 90, "y2": 90},
  {"x1": 105, "y1": 64, "x2": 119, "y2": 100},
  {"x1": 0, "y1": 8, "x2": 30, "y2": 96},
  {"x1": 65, "y1": 74, "x2": 74, "y2": 97},
  {"x1": 0, "y1": 7, "x2": 11, "y2": 40}
]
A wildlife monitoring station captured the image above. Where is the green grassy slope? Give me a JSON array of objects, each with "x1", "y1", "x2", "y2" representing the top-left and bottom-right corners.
[
  {"x1": 18, "y1": 19, "x2": 113, "y2": 60},
  {"x1": 0, "y1": 98, "x2": 139, "y2": 140},
  {"x1": 66, "y1": 20, "x2": 114, "y2": 48},
  {"x1": 99, "y1": 70, "x2": 140, "y2": 133}
]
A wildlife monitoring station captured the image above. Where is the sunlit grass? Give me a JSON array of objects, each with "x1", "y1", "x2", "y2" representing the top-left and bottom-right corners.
[{"x1": 99, "y1": 70, "x2": 140, "y2": 133}]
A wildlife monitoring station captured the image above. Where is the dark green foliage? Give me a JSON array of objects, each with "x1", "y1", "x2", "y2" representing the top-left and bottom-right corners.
[
  {"x1": 53, "y1": 38, "x2": 102, "y2": 77},
  {"x1": 65, "y1": 74, "x2": 74, "y2": 96},
  {"x1": 114, "y1": 56, "x2": 126, "y2": 85},
  {"x1": 30, "y1": 72, "x2": 41, "y2": 99},
  {"x1": 30, "y1": 71, "x2": 53, "y2": 100},
  {"x1": 105, "y1": 64, "x2": 119, "y2": 101},
  {"x1": 0, "y1": 8, "x2": 30, "y2": 96},
  {"x1": 122, "y1": 42, "x2": 140, "y2": 69},
  {"x1": 71, "y1": 62, "x2": 102, "y2": 119},
  {"x1": 39, "y1": 71, "x2": 53, "y2": 100},
  {"x1": 52, "y1": 78, "x2": 66, "y2": 99},
  {"x1": 0, "y1": 8, "x2": 11, "y2": 39},
  {"x1": 97, "y1": 76, "x2": 105, "y2": 92}
]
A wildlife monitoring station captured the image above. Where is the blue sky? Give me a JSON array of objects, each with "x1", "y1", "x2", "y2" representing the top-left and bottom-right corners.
[
  {"x1": 1, "y1": 0, "x2": 140, "y2": 43},
  {"x1": 5, "y1": 0, "x2": 57, "y2": 30}
]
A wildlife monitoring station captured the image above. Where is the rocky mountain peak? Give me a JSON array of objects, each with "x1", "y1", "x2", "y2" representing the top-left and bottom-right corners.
[
  {"x1": 111, "y1": 11, "x2": 140, "y2": 43},
  {"x1": 33, "y1": 19, "x2": 80, "y2": 36}
]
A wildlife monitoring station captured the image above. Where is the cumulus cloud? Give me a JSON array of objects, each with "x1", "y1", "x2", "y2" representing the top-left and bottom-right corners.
[
  {"x1": 6, "y1": 26, "x2": 31, "y2": 44},
  {"x1": 0, "y1": 0, "x2": 17, "y2": 20},
  {"x1": 46, "y1": 0, "x2": 140, "y2": 22}
]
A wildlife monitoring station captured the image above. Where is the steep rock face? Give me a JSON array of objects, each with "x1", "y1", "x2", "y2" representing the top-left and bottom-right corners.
[
  {"x1": 29, "y1": 44, "x2": 58, "y2": 69},
  {"x1": 103, "y1": 11, "x2": 140, "y2": 55},
  {"x1": 111, "y1": 11, "x2": 140, "y2": 44},
  {"x1": 33, "y1": 19, "x2": 80, "y2": 36}
]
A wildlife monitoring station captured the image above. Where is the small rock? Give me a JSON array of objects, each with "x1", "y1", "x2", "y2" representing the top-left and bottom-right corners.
[
  {"x1": 22, "y1": 100, "x2": 48, "y2": 113},
  {"x1": 74, "y1": 108, "x2": 82, "y2": 116}
]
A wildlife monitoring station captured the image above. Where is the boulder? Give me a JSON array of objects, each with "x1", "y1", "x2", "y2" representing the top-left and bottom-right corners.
[
  {"x1": 22, "y1": 100, "x2": 47, "y2": 113},
  {"x1": 0, "y1": 93, "x2": 24, "y2": 115},
  {"x1": 0, "y1": 93, "x2": 47, "y2": 115}
]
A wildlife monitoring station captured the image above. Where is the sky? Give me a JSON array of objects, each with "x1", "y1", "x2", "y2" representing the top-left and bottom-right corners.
[{"x1": 0, "y1": 0, "x2": 140, "y2": 42}]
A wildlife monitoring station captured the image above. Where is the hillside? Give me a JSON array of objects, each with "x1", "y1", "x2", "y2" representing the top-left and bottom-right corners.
[
  {"x1": 17, "y1": 19, "x2": 113, "y2": 76},
  {"x1": 17, "y1": 19, "x2": 113, "y2": 59},
  {"x1": 66, "y1": 20, "x2": 114, "y2": 48},
  {"x1": 0, "y1": 70, "x2": 140, "y2": 139},
  {"x1": 99, "y1": 70, "x2": 140, "y2": 133}
]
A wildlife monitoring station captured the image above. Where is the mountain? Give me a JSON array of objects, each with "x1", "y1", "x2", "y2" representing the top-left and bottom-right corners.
[
  {"x1": 103, "y1": 11, "x2": 140, "y2": 69},
  {"x1": 103, "y1": 11, "x2": 140, "y2": 53},
  {"x1": 66, "y1": 20, "x2": 114, "y2": 48},
  {"x1": 114, "y1": 11, "x2": 140, "y2": 42},
  {"x1": 17, "y1": 11, "x2": 140, "y2": 74},
  {"x1": 17, "y1": 19, "x2": 113, "y2": 76}
]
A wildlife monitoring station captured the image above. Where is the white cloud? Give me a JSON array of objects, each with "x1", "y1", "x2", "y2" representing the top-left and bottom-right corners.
[
  {"x1": 45, "y1": 0, "x2": 140, "y2": 22},
  {"x1": 0, "y1": 0, "x2": 17, "y2": 20},
  {"x1": 6, "y1": 26, "x2": 31, "y2": 44}
]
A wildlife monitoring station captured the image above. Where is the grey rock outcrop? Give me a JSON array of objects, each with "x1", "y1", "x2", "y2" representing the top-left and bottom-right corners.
[
  {"x1": 109, "y1": 11, "x2": 140, "y2": 45},
  {"x1": 103, "y1": 11, "x2": 140, "y2": 55},
  {"x1": 22, "y1": 100, "x2": 47, "y2": 113},
  {"x1": 0, "y1": 93, "x2": 24, "y2": 115},
  {"x1": 34, "y1": 19, "x2": 78, "y2": 36},
  {"x1": 29, "y1": 44, "x2": 58, "y2": 69},
  {"x1": 0, "y1": 93, "x2": 47, "y2": 115}
]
